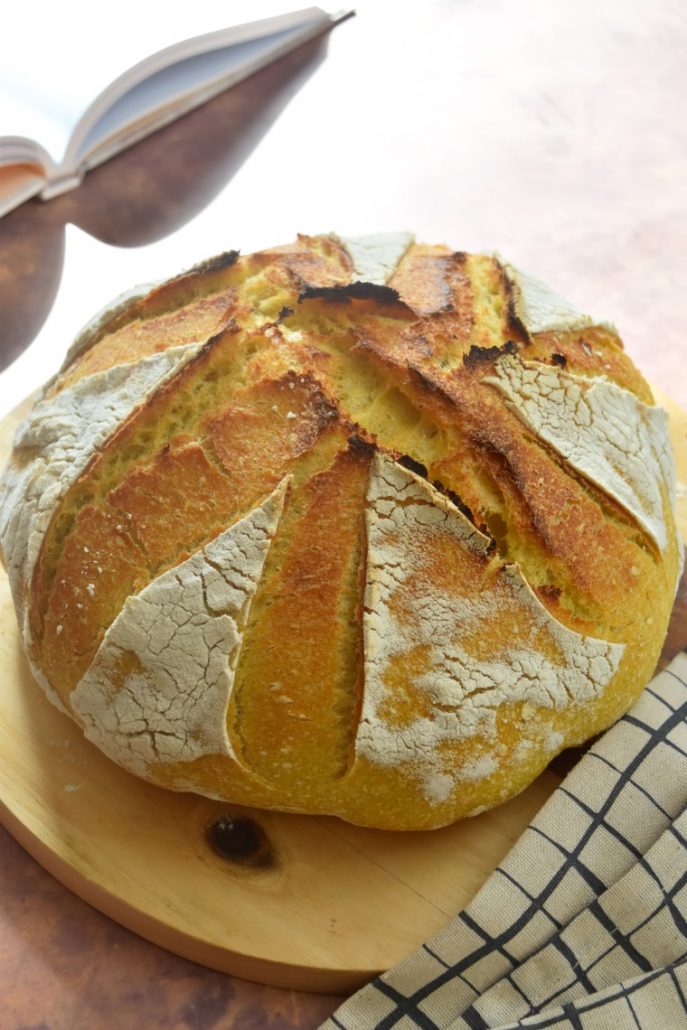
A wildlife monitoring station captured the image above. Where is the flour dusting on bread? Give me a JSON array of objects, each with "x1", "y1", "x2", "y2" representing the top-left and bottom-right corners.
[
  {"x1": 356, "y1": 453, "x2": 624, "y2": 804},
  {"x1": 71, "y1": 479, "x2": 288, "y2": 774},
  {"x1": 488, "y1": 356, "x2": 675, "y2": 550},
  {"x1": 0, "y1": 344, "x2": 201, "y2": 639},
  {"x1": 0, "y1": 232, "x2": 679, "y2": 829}
]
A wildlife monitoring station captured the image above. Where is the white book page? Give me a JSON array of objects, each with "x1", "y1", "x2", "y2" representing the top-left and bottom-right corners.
[
  {"x1": 69, "y1": 11, "x2": 331, "y2": 168},
  {"x1": 0, "y1": 1, "x2": 313, "y2": 165}
]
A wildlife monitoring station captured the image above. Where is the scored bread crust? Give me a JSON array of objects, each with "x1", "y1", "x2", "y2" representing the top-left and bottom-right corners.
[{"x1": 0, "y1": 233, "x2": 681, "y2": 830}]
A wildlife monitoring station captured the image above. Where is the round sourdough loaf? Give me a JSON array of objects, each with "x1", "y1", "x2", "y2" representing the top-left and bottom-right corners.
[{"x1": 0, "y1": 233, "x2": 682, "y2": 829}]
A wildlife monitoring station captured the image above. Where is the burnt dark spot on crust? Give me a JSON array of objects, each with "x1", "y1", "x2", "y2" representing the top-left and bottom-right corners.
[
  {"x1": 205, "y1": 815, "x2": 274, "y2": 868},
  {"x1": 434, "y1": 481, "x2": 476, "y2": 524},
  {"x1": 299, "y1": 281, "x2": 401, "y2": 305},
  {"x1": 278, "y1": 306, "x2": 295, "y2": 321},
  {"x1": 463, "y1": 340, "x2": 518, "y2": 369},
  {"x1": 498, "y1": 260, "x2": 531, "y2": 342},
  {"x1": 396, "y1": 451, "x2": 479, "y2": 523},
  {"x1": 222, "y1": 317, "x2": 240, "y2": 335},
  {"x1": 398, "y1": 455, "x2": 428, "y2": 479},
  {"x1": 387, "y1": 451, "x2": 482, "y2": 530},
  {"x1": 507, "y1": 294, "x2": 530, "y2": 342},
  {"x1": 188, "y1": 250, "x2": 240, "y2": 277},
  {"x1": 551, "y1": 352, "x2": 567, "y2": 367},
  {"x1": 347, "y1": 434, "x2": 377, "y2": 457}
]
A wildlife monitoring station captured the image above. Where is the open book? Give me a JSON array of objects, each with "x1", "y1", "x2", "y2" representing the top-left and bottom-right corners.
[{"x1": 0, "y1": 6, "x2": 351, "y2": 219}]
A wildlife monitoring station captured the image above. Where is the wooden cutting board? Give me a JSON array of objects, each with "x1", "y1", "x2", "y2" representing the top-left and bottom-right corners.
[{"x1": 0, "y1": 390, "x2": 685, "y2": 994}]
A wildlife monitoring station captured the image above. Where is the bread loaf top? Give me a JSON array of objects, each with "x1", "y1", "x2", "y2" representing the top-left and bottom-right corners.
[{"x1": 0, "y1": 233, "x2": 681, "y2": 829}]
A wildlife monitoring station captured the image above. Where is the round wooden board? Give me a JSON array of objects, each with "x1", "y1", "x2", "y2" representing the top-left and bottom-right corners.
[{"x1": 0, "y1": 391, "x2": 685, "y2": 994}]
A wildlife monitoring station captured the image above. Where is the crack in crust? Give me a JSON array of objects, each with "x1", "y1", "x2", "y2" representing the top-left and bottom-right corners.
[
  {"x1": 1, "y1": 231, "x2": 680, "y2": 828},
  {"x1": 488, "y1": 355, "x2": 675, "y2": 551},
  {"x1": 70, "y1": 479, "x2": 288, "y2": 775},
  {"x1": 356, "y1": 454, "x2": 625, "y2": 804},
  {"x1": 0, "y1": 344, "x2": 201, "y2": 645},
  {"x1": 503, "y1": 262, "x2": 596, "y2": 336}
]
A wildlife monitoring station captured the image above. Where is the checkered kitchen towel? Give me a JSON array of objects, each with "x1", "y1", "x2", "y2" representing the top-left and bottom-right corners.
[{"x1": 323, "y1": 652, "x2": 687, "y2": 1030}]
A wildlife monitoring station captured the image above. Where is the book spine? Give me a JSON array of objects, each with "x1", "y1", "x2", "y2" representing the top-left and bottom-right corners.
[{"x1": 40, "y1": 170, "x2": 84, "y2": 201}]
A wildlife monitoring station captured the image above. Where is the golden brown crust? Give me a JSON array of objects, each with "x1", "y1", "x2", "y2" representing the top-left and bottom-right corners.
[
  {"x1": 3, "y1": 233, "x2": 680, "y2": 830},
  {"x1": 54, "y1": 289, "x2": 238, "y2": 392},
  {"x1": 38, "y1": 504, "x2": 148, "y2": 699},
  {"x1": 230, "y1": 443, "x2": 370, "y2": 796}
]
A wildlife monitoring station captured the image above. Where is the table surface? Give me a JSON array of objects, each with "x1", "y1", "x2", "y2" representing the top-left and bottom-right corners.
[{"x1": 1, "y1": 2, "x2": 686, "y2": 1027}]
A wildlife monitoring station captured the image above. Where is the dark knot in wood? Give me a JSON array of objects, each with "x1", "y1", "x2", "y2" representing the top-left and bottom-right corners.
[{"x1": 205, "y1": 815, "x2": 274, "y2": 868}]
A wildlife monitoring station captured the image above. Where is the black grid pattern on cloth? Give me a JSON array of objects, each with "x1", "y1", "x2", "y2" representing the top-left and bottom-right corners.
[
  {"x1": 322, "y1": 652, "x2": 687, "y2": 1030},
  {"x1": 494, "y1": 959, "x2": 687, "y2": 1029}
]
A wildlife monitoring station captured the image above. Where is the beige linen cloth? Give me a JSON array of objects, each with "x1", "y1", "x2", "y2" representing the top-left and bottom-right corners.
[{"x1": 323, "y1": 652, "x2": 687, "y2": 1030}]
